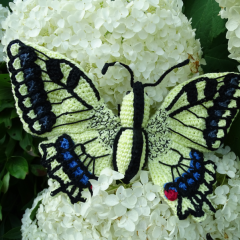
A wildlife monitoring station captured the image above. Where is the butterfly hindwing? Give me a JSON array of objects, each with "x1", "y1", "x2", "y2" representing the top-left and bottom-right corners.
[
  {"x1": 147, "y1": 72, "x2": 240, "y2": 221},
  {"x1": 40, "y1": 131, "x2": 113, "y2": 203},
  {"x1": 148, "y1": 141, "x2": 216, "y2": 221}
]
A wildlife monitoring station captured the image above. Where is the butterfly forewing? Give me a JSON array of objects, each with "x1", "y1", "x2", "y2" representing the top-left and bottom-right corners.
[
  {"x1": 7, "y1": 40, "x2": 120, "y2": 138},
  {"x1": 161, "y1": 72, "x2": 240, "y2": 151}
]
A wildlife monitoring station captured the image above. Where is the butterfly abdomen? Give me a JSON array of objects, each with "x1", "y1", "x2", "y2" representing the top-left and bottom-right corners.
[{"x1": 112, "y1": 128, "x2": 148, "y2": 183}]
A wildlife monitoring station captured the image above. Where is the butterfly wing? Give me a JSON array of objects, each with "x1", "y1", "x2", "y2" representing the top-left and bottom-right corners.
[
  {"x1": 7, "y1": 40, "x2": 121, "y2": 202},
  {"x1": 39, "y1": 132, "x2": 113, "y2": 203},
  {"x1": 147, "y1": 72, "x2": 240, "y2": 221}
]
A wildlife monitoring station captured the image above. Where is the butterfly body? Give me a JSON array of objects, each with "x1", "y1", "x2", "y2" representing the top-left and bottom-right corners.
[
  {"x1": 6, "y1": 39, "x2": 240, "y2": 222},
  {"x1": 113, "y1": 81, "x2": 150, "y2": 183}
]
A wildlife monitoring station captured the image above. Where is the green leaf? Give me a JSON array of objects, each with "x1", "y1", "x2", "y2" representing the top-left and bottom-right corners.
[
  {"x1": 10, "y1": 109, "x2": 18, "y2": 119},
  {"x1": 0, "y1": 110, "x2": 12, "y2": 128},
  {"x1": 7, "y1": 120, "x2": 23, "y2": 141},
  {"x1": 0, "y1": 0, "x2": 13, "y2": 8},
  {"x1": 202, "y1": 32, "x2": 239, "y2": 73},
  {"x1": 19, "y1": 133, "x2": 32, "y2": 151},
  {"x1": 183, "y1": 0, "x2": 226, "y2": 45},
  {"x1": 4, "y1": 138, "x2": 16, "y2": 158},
  {"x1": 0, "y1": 181, "x2": 2, "y2": 193},
  {"x1": 0, "y1": 135, "x2": 6, "y2": 145},
  {"x1": 0, "y1": 100, "x2": 14, "y2": 112},
  {"x1": 0, "y1": 62, "x2": 7, "y2": 71},
  {"x1": 2, "y1": 172, "x2": 10, "y2": 194},
  {"x1": 21, "y1": 198, "x2": 34, "y2": 211},
  {"x1": 0, "y1": 218, "x2": 5, "y2": 240},
  {"x1": 0, "y1": 74, "x2": 12, "y2": 100},
  {"x1": 30, "y1": 200, "x2": 42, "y2": 221},
  {"x1": 0, "y1": 123, "x2": 6, "y2": 140},
  {"x1": 8, "y1": 214, "x2": 21, "y2": 229},
  {"x1": 224, "y1": 112, "x2": 240, "y2": 157},
  {"x1": 6, "y1": 156, "x2": 28, "y2": 179},
  {"x1": 0, "y1": 205, "x2": 2, "y2": 221},
  {"x1": 30, "y1": 164, "x2": 47, "y2": 177},
  {"x1": 2, "y1": 227, "x2": 21, "y2": 239},
  {"x1": 216, "y1": 173, "x2": 228, "y2": 186},
  {"x1": 183, "y1": 0, "x2": 239, "y2": 73},
  {"x1": 0, "y1": 166, "x2": 6, "y2": 179}
]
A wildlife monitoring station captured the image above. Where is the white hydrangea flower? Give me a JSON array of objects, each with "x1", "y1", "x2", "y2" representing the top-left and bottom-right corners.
[
  {"x1": 21, "y1": 146, "x2": 240, "y2": 240},
  {"x1": 0, "y1": 4, "x2": 8, "y2": 62},
  {"x1": 215, "y1": 0, "x2": 240, "y2": 69},
  {"x1": 2, "y1": 0, "x2": 204, "y2": 112},
  {"x1": 213, "y1": 185, "x2": 229, "y2": 205},
  {"x1": 216, "y1": 151, "x2": 237, "y2": 178}
]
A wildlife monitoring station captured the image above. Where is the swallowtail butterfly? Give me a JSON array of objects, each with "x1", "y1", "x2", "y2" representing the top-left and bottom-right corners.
[{"x1": 6, "y1": 39, "x2": 240, "y2": 222}]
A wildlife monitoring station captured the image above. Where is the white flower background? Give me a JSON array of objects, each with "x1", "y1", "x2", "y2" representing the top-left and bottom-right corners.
[
  {"x1": 21, "y1": 146, "x2": 240, "y2": 240},
  {"x1": 0, "y1": 4, "x2": 8, "y2": 62},
  {"x1": 0, "y1": 0, "x2": 204, "y2": 112},
  {"x1": 216, "y1": 0, "x2": 240, "y2": 69},
  {"x1": 1, "y1": 0, "x2": 240, "y2": 239}
]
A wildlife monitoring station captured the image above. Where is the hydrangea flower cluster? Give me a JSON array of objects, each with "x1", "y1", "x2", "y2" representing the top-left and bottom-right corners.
[
  {"x1": 1, "y1": 0, "x2": 204, "y2": 111},
  {"x1": 215, "y1": 0, "x2": 240, "y2": 69},
  {"x1": 0, "y1": 4, "x2": 8, "y2": 62},
  {"x1": 21, "y1": 145, "x2": 240, "y2": 240}
]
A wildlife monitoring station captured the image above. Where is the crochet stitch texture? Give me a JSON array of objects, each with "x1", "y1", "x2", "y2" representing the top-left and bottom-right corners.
[{"x1": 6, "y1": 39, "x2": 240, "y2": 222}]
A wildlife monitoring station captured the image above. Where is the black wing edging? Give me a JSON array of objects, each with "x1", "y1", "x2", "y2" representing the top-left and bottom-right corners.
[
  {"x1": 40, "y1": 134, "x2": 102, "y2": 203},
  {"x1": 162, "y1": 149, "x2": 216, "y2": 220},
  {"x1": 7, "y1": 40, "x2": 100, "y2": 135}
]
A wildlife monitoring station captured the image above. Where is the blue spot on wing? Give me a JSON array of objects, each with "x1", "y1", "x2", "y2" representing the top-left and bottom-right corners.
[
  {"x1": 190, "y1": 160, "x2": 194, "y2": 168},
  {"x1": 69, "y1": 161, "x2": 78, "y2": 168},
  {"x1": 62, "y1": 151, "x2": 73, "y2": 160},
  {"x1": 169, "y1": 187, "x2": 177, "y2": 192},
  {"x1": 80, "y1": 175, "x2": 89, "y2": 184},
  {"x1": 28, "y1": 80, "x2": 35, "y2": 92},
  {"x1": 218, "y1": 100, "x2": 229, "y2": 108},
  {"x1": 195, "y1": 162, "x2": 201, "y2": 169},
  {"x1": 208, "y1": 130, "x2": 217, "y2": 138},
  {"x1": 215, "y1": 110, "x2": 222, "y2": 117},
  {"x1": 230, "y1": 77, "x2": 238, "y2": 85},
  {"x1": 73, "y1": 167, "x2": 83, "y2": 176},
  {"x1": 174, "y1": 177, "x2": 180, "y2": 182},
  {"x1": 32, "y1": 93, "x2": 40, "y2": 104},
  {"x1": 181, "y1": 172, "x2": 187, "y2": 177},
  {"x1": 225, "y1": 88, "x2": 235, "y2": 96},
  {"x1": 193, "y1": 152, "x2": 201, "y2": 160},
  {"x1": 60, "y1": 138, "x2": 70, "y2": 149},
  {"x1": 179, "y1": 182, "x2": 187, "y2": 190},
  {"x1": 193, "y1": 172, "x2": 200, "y2": 180},
  {"x1": 187, "y1": 178, "x2": 195, "y2": 185},
  {"x1": 24, "y1": 68, "x2": 34, "y2": 80},
  {"x1": 36, "y1": 106, "x2": 44, "y2": 115},
  {"x1": 20, "y1": 53, "x2": 29, "y2": 66},
  {"x1": 40, "y1": 116, "x2": 49, "y2": 127},
  {"x1": 210, "y1": 120, "x2": 217, "y2": 127}
]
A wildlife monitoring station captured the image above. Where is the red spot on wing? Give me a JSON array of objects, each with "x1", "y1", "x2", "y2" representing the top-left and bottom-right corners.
[{"x1": 164, "y1": 189, "x2": 178, "y2": 201}]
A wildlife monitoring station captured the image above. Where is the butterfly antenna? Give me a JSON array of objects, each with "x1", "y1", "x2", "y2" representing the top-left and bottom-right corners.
[
  {"x1": 102, "y1": 62, "x2": 134, "y2": 88},
  {"x1": 143, "y1": 59, "x2": 190, "y2": 88}
]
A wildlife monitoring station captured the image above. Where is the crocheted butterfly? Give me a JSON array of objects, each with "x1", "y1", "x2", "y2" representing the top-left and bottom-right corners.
[{"x1": 6, "y1": 39, "x2": 240, "y2": 222}]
